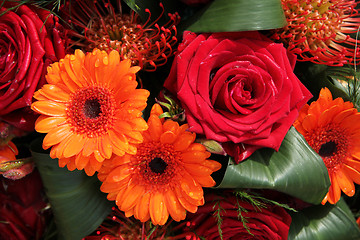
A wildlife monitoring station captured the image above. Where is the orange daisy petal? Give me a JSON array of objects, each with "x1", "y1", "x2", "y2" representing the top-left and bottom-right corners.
[
  {"x1": 164, "y1": 188, "x2": 187, "y2": 222},
  {"x1": 42, "y1": 125, "x2": 72, "y2": 150},
  {"x1": 147, "y1": 114, "x2": 163, "y2": 142},
  {"x1": 74, "y1": 154, "x2": 90, "y2": 170},
  {"x1": 31, "y1": 101, "x2": 66, "y2": 116},
  {"x1": 192, "y1": 175, "x2": 217, "y2": 187},
  {"x1": 149, "y1": 191, "x2": 168, "y2": 225},
  {"x1": 174, "y1": 186, "x2": 198, "y2": 213},
  {"x1": 134, "y1": 192, "x2": 151, "y2": 222},
  {"x1": 35, "y1": 116, "x2": 67, "y2": 133},
  {"x1": 120, "y1": 184, "x2": 145, "y2": 212},
  {"x1": 335, "y1": 169, "x2": 355, "y2": 197},
  {"x1": 328, "y1": 172, "x2": 341, "y2": 205},
  {"x1": 343, "y1": 164, "x2": 360, "y2": 185},
  {"x1": 63, "y1": 134, "x2": 86, "y2": 158},
  {"x1": 173, "y1": 132, "x2": 196, "y2": 152}
]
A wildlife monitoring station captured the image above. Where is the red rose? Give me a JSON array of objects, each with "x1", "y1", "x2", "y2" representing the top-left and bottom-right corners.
[
  {"x1": 183, "y1": 192, "x2": 292, "y2": 240},
  {"x1": 0, "y1": 170, "x2": 49, "y2": 240},
  {"x1": 164, "y1": 31, "x2": 311, "y2": 161},
  {"x1": 0, "y1": 3, "x2": 66, "y2": 131}
]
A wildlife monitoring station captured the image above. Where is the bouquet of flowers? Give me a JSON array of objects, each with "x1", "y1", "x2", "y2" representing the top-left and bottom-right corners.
[{"x1": 1, "y1": 0, "x2": 360, "y2": 239}]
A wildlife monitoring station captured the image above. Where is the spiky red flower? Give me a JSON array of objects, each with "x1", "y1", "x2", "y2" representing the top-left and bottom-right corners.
[
  {"x1": 61, "y1": 0, "x2": 180, "y2": 71},
  {"x1": 271, "y1": 0, "x2": 360, "y2": 66}
]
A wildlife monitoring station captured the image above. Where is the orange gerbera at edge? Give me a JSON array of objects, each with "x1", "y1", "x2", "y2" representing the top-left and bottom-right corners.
[
  {"x1": 31, "y1": 49, "x2": 149, "y2": 176},
  {"x1": 98, "y1": 104, "x2": 222, "y2": 225},
  {"x1": 294, "y1": 87, "x2": 360, "y2": 204}
]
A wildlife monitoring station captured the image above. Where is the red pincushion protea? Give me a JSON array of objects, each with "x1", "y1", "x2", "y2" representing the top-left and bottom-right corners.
[
  {"x1": 270, "y1": 0, "x2": 360, "y2": 66},
  {"x1": 61, "y1": 0, "x2": 180, "y2": 71}
]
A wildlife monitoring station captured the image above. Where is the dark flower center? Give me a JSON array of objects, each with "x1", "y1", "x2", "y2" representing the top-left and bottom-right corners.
[
  {"x1": 149, "y1": 158, "x2": 168, "y2": 174},
  {"x1": 67, "y1": 86, "x2": 115, "y2": 137},
  {"x1": 83, "y1": 99, "x2": 102, "y2": 119},
  {"x1": 318, "y1": 141, "x2": 337, "y2": 157}
]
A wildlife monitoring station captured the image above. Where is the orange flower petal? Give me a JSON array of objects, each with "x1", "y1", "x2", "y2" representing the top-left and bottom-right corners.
[
  {"x1": 135, "y1": 192, "x2": 151, "y2": 222},
  {"x1": 42, "y1": 125, "x2": 72, "y2": 149},
  {"x1": 181, "y1": 151, "x2": 209, "y2": 164},
  {"x1": 174, "y1": 186, "x2": 198, "y2": 213},
  {"x1": 39, "y1": 84, "x2": 71, "y2": 102},
  {"x1": 63, "y1": 134, "x2": 86, "y2": 158},
  {"x1": 173, "y1": 132, "x2": 196, "y2": 151},
  {"x1": 149, "y1": 191, "x2": 168, "y2": 225},
  {"x1": 120, "y1": 184, "x2": 145, "y2": 212},
  {"x1": 147, "y1": 114, "x2": 163, "y2": 142},
  {"x1": 192, "y1": 175, "x2": 217, "y2": 187},
  {"x1": 105, "y1": 164, "x2": 132, "y2": 183},
  {"x1": 343, "y1": 164, "x2": 360, "y2": 185},
  {"x1": 164, "y1": 188, "x2": 186, "y2": 222},
  {"x1": 31, "y1": 101, "x2": 66, "y2": 116},
  {"x1": 35, "y1": 116, "x2": 66, "y2": 133},
  {"x1": 335, "y1": 169, "x2": 355, "y2": 197},
  {"x1": 327, "y1": 172, "x2": 341, "y2": 204},
  {"x1": 301, "y1": 114, "x2": 317, "y2": 132},
  {"x1": 75, "y1": 154, "x2": 90, "y2": 170}
]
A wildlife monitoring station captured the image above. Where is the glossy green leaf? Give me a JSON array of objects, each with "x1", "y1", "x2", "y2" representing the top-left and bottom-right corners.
[
  {"x1": 184, "y1": 0, "x2": 287, "y2": 32},
  {"x1": 289, "y1": 198, "x2": 360, "y2": 240},
  {"x1": 217, "y1": 127, "x2": 330, "y2": 204},
  {"x1": 30, "y1": 138, "x2": 112, "y2": 240}
]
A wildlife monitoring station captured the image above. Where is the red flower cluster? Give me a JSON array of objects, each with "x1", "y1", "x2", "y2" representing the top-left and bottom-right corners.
[{"x1": 0, "y1": 170, "x2": 49, "y2": 240}]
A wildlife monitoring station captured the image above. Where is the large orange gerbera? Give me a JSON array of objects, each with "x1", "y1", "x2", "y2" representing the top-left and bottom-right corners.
[
  {"x1": 31, "y1": 49, "x2": 150, "y2": 176},
  {"x1": 98, "y1": 104, "x2": 222, "y2": 225},
  {"x1": 294, "y1": 87, "x2": 360, "y2": 204}
]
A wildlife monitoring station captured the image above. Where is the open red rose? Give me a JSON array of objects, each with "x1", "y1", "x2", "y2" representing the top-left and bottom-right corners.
[
  {"x1": 183, "y1": 192, "x2": 292, "y2": 240},
  {"x1": 0, "y1": 3, "x2": 67, "y2": 131},
  {"x1": 164, "y1": 31, "x2": 311, "y2": 161}
]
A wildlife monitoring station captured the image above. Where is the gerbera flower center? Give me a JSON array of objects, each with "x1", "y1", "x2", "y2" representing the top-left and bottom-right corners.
[
  {"x1": 84, "y1": 99, "x2": 102, "y2": 119},
  {"x1": 149, "y1": 158, "x2": 168, "y2": 174},
  {"x1": 305, "y1": 123, "x2": 348, "y2": 170},
  {"x1": 67, "y1": 86, "x2": 115, "y2": 137},
  {"x1": 318, "y1": 141, "x2": 337, "y2": 157},
  {"x1": 134, "y1": 142, "x2": 181, "y2": 189}
]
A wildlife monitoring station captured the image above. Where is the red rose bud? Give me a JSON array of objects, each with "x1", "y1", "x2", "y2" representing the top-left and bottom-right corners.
[
  {"x1": 182, "y1": 192, "x2": 292, "y2": 240},
  {"x1": 0, "y1": 141, "x2": 34, "y2": 180},
  {"x1": 164, "y1": 31, "x2": 312, "y2": 162},
  {"x1": 0, "y1": 3, "x2": 67, "y2": 131}
]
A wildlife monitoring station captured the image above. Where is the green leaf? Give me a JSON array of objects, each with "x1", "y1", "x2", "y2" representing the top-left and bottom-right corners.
[
  {"x1": 216, "y1": 127, "x2": 330, "y2": 204},
  {"x1": 289, "y1": 198, "x2": 360, "y2": 240},
  {"x1": 184, "y1": 0, "x2": 287, "y2": 32},
  {"x1": 30, "y1": 138, "x2": 112, "y2": 240}
]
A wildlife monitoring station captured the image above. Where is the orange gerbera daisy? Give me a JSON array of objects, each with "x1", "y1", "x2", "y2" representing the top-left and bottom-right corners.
[
  {"x1": 294, "y1": 87, "x2": 360, "y2": 204},
  {"x1": 98, "y1": 104, "x2": 222, "y2": 225},
  {"x1": 31, "y1": 49, "x2": 150, "y2": 176}
]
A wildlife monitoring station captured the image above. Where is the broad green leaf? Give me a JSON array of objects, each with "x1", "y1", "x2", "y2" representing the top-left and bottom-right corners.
[
  {"x1": 289, "y1": 198, "x2": 360, "y2": 240},
  {"x1": 30, "y1": 138, "x2": 112, "y2": 240},
  {"x1": 184, "y1": 0, "x2": 287, "y2": 32},
  {"x1": 217, "y1": 127, "x2": 330, "y2": 204}
]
